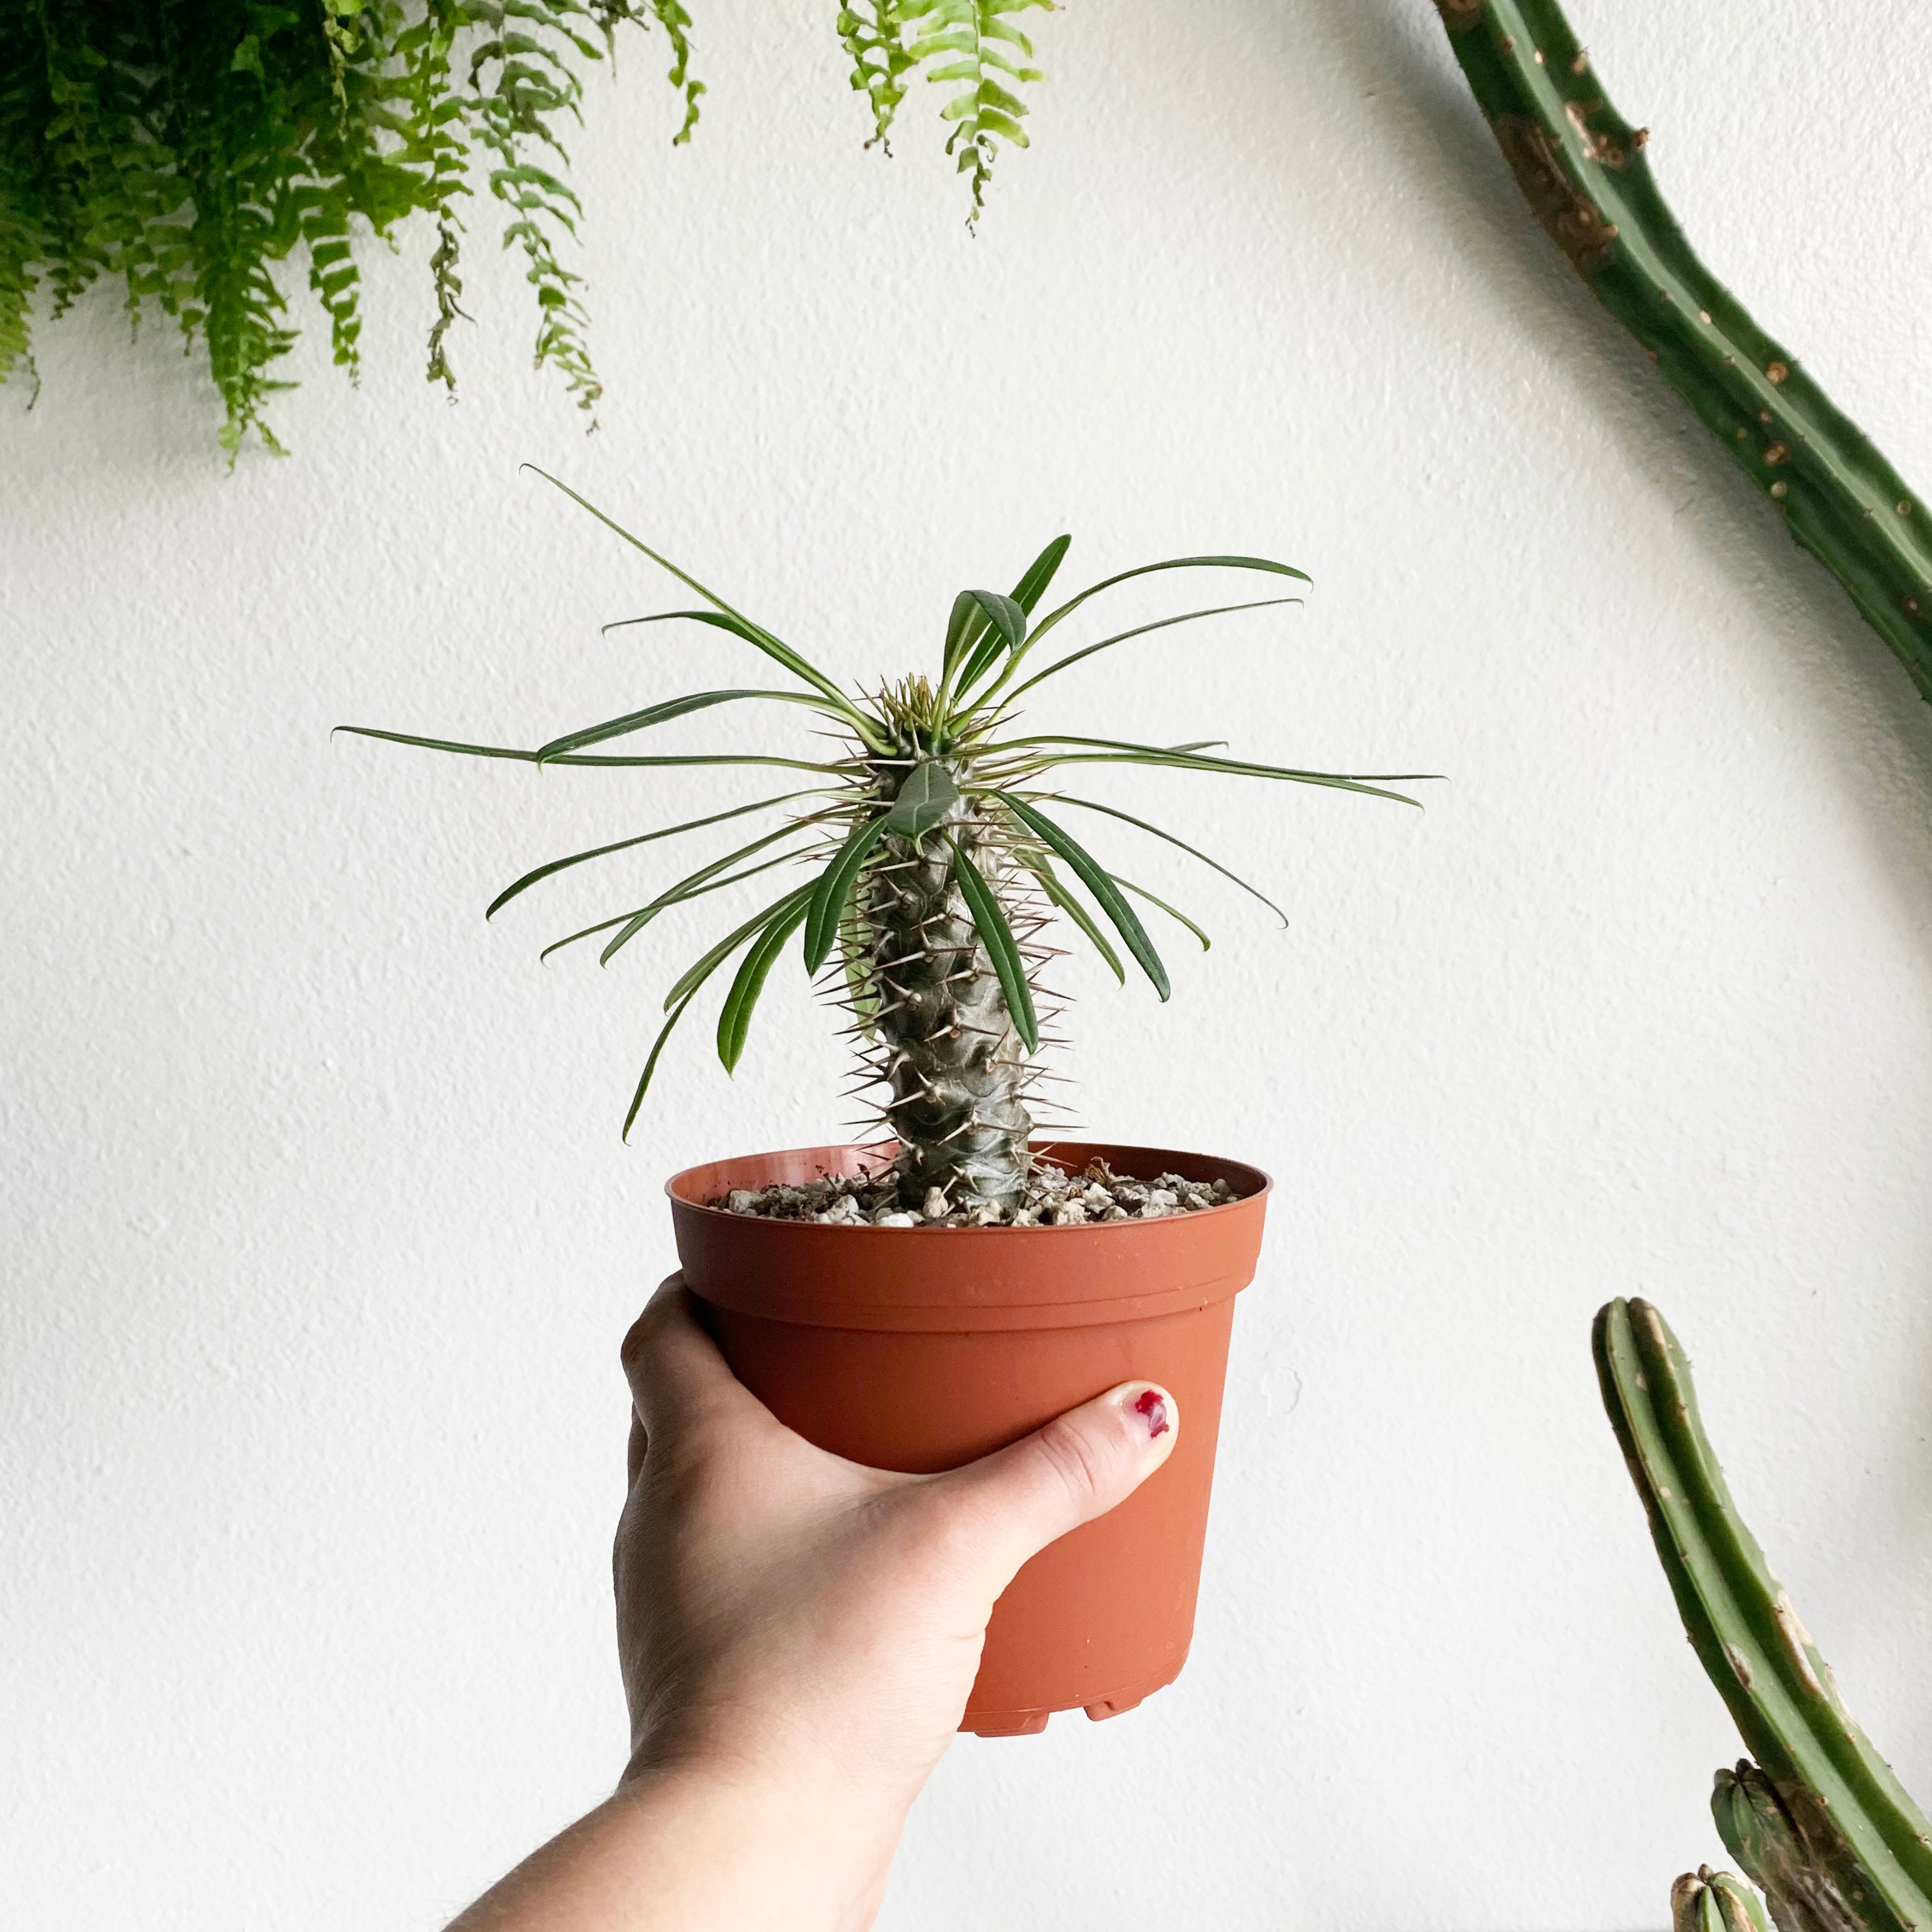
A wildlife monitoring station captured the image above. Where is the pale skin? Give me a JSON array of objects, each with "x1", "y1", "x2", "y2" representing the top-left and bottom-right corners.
[{"x1": 447, "y1": 1276, "x2": 1179, "y2": 1932}]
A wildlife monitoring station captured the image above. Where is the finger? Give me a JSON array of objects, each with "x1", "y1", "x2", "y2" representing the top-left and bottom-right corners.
[
  {"x1": 927, "y1": 1381, "x2": 1179, "y2": 1595},
  {"x1": 626, "y1": 1407, "x2": 647, "y2": 1488},
  {"x1": 619, "y1": 1276, "x2": 758, "y2": 1441}
]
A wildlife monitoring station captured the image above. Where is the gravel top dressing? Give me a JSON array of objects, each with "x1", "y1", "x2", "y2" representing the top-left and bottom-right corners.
[{"x1": 711, "y1": 1156, "x2": 1237, "y2": 1228}]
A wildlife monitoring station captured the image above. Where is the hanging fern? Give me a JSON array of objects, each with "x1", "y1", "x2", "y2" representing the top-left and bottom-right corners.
[
  {"x1": 2, "y1": 0, "x2": 1059, "y2": 456},
  {"x1": 837, "y1": 0, "x2": 1053, "y2": 213},
  {"x1": 836, "y1": 1, "x2": 916, "y2": 150}
]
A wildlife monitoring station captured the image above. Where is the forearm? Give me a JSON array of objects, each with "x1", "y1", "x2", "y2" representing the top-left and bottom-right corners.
[{"x1": 445, "y1": 1761, "x2": 898, "y2": 1932}]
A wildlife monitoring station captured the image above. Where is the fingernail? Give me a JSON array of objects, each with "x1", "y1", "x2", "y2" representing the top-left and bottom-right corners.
[{"x1": 1128, "y1": 1385, "x2": 1171, "y2": 1441}]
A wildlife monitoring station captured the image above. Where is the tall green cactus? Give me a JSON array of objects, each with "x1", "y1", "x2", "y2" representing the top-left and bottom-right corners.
[
  {"x1": 1432, "y1": 2, "x2": 1932, "y2": 706},
  {"x1": 1593, "y1": 1299, "x2": 1932, "y2": 1932}
]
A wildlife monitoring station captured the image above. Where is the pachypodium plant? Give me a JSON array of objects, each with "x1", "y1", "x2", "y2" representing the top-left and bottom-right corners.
[
  {"x1": 339, "y1": 472, "x2": 1422, "y2": 1213},
  {"x1": 1595, "y1": 1298, "x2": 1932, "y2": 1932}
]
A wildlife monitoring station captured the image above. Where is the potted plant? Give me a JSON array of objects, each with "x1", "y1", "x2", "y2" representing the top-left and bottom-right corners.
[{"x1": 341, "y1": 470, "x2": 1422, "y2": 1733}]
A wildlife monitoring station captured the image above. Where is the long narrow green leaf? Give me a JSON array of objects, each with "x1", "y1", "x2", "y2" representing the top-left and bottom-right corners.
[
  {"x1": 998, "y1": 794, "x2": 1169, "y2": 1000},
  {"x1": 986, "y1": 597, "x2": 1301, "y2": 714},
  {"x1": 717, "y1": 899, "x2": 812, "y2": 1071},
  {"x1": 599, "y1": 608, "x2": 776, "y2": 641},
  {"x1": 1019, "y1": 857, "x2": 1124, "y2": 985},
  {"x1": 334, "y1": 725, "x2": 841, "y2": 774},
  {"x1": 601, "y1": 823, "x2": 816, "y2": 966},
  {"x1": 486, "y1": 791, "x2": 827, "y2": 921},
  {"x1": 950, "y1": 843, "x2": 1040, "y2": 1053},
  {"x1": 539, "y1": 851, "x2": 804, "y2": 963},
  {"x1": 533, "y1": 690, "x2": 847, "y2": 765},
  {"x1": 1038, "y1": 794, "x2": 1288, "y2": 925},
  {"x1": 941, "y1": 587, "x2": 1026, "y2": 692},
  {"x1": 1009, "y1": 533, "x2": 1072, "y2": 615},
  {"x1": 954, "y1": 535, "x2": 1076, "y2": 698},
  {"x1": 663, "y1": 882, "x2": 818, "y2": 1011},
  {"x1": 593, "y1": 611, "x2": 892, "y2": 753},
  {"x1": 1114, "y1": 875, "x2": 1211, "y2": 951},
  {"x1": 521, "y1": 468, "x2": 854, "y2": 709},
  {"x1": 839, "y1": 908, "x2": 881, "y2": 1041},
  {"x1": 973, "y1": 553, "x2": 1311, "y2": 708},
  {"x1": 622, "y1": 988, "x2": 703, "y2": 1140},
  {"x1": 802, "y1": 813, "x2": 891, "y2": 974},
  {"x1": 939, "y1": 589, "x2": 982, "y2": 686},
  {"x1": 988, "y1": 735, "x2": 1429, "y2": 806},
  {"x1": 1028, "y1": 554, "x2": 1310, "y2": 647}
]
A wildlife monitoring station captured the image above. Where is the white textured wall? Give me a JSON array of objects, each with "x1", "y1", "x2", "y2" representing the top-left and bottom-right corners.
[{"x1": 8, "y1": 2, "x2": 1932, "y2": 1926}]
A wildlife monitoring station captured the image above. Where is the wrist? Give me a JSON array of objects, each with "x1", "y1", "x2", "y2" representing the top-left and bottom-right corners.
[{"x1": 612, "y1": 1751, "x2": 902, "y2": 1932}]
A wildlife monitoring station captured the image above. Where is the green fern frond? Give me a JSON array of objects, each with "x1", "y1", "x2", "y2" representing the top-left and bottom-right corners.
[
  {"x1": 899, "y1": 0, "x2": 1054, "y2": 220},
  {"x1": 836, "y1": 1, "x2": 916, "y2": 150},
  {"x1": 635, "y1": 0, "x2": 702, "y2": 143}
]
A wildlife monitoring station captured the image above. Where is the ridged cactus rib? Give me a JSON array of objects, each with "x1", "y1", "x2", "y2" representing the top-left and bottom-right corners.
[
  {"x1": 1675, "y1": 1867, "x2": 1777, "y2": 1932},
  {"x1": 1714, "y1": 1761, "x2": 1875, "y2": 1932},
  {"x1": 1593, "y1": 1299, "x2": 1932, "y2": 1932},
  {"x1": 1434, "y1": 1, "x2": 1932, "y2": 705}
]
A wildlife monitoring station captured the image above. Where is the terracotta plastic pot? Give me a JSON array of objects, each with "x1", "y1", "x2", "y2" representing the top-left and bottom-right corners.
[{"x1": 667, "y1": 1138, "x2": 1269, "y2": 1736}]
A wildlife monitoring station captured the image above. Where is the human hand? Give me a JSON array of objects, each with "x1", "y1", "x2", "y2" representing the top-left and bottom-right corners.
[
  {"x1": 447, "y1": 1275, "x2": 1177, "y2": 1932},
  {"x1": 628, "y1": 1269, "x2": 1179, "y2": 1927}
]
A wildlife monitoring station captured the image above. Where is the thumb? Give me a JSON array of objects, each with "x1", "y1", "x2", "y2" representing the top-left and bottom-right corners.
[{"x1": 930, "y1": 1381, "x2": 1179, "y2": 1598}]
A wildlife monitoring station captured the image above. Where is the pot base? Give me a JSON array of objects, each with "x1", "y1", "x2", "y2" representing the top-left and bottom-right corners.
[{"x1": 966, "y1": 1682, "x2": 1159, "y2": 1737}]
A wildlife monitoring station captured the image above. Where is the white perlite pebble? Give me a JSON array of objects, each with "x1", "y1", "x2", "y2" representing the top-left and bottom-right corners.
[
  {"x1": 873, "y1": 1212, "x2": 917, "y2": 1228},
  {"x1": 922, "y1": 1188, "x2": 950, "y2": 1222},
  {"x1": 1055, "y1": 1201, "x2": 1089, "y2": 1225},
  {"x1": 1010, "y1": 1207, "x2": 1038, "y2": 1227},
  {"x1": 726, "y1": 1189, "x2": 760, "y2": 1213}
]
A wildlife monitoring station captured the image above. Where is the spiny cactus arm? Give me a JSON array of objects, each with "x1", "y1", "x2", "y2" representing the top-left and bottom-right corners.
[
  {"x1": 1714, "y1": 1759, "x2": 1885, "y2": 1932},
  {"x1": 1593, "y1": 1299, "x2": 1932, "y2": 1932},
  {"x1": 1432, "y1": 1, "x2": 1932, "y2": 705},
  {"x1": 1675, "y1": 1867, "x2": 1776, "y2": 1932}
]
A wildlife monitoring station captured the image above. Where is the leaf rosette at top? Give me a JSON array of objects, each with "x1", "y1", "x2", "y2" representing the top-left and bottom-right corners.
[{"x1": 339, "y1": 470, "x2": 1433, "y2": 1207}]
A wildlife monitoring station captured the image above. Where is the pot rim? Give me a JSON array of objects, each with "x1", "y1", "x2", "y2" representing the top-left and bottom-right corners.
[{"x1": 664, "y1": 1136, "x2": 1273, "y2": 1230}]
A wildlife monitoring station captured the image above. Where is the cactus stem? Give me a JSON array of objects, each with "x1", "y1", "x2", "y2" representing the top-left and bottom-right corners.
[
  {"x1": 1434, "y1": 0, "x2": 1932, "y2": 705},
  {"x1": 1595, "y1": 1299, "x2": 1932, "y2": 1932}
]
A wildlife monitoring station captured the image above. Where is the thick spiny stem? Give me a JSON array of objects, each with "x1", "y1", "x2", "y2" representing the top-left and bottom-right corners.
[{"x1": 858, "y1": 757, "x2": 1032, "y2": 1211}]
